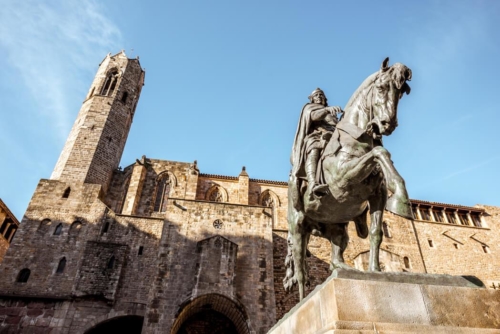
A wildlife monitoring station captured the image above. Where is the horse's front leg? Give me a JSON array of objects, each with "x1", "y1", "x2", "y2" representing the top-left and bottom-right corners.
[
  {"x1": 371, "y1": 147, "x2": 412, "y2": 219},
  {"x1": 367, "y1": 184, "x2": 387, "y2": 271},
  {"x1": 329, "y1": 151, "x2": 380, "y2": 187}
]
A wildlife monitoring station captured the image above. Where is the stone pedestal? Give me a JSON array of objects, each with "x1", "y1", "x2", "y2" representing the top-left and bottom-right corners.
[{"x1": 269, "y1": 269, "x2": 500, "y2": 333}]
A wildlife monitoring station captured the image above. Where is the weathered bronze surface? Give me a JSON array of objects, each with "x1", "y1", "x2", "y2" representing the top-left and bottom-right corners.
[{"x1": 285, "y1": 58, "x2": 413, "y2": 300}]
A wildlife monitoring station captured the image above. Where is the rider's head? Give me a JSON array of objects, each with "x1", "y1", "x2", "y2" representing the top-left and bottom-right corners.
[{"x1": 308, "y1": 88, "x2": 328, "y2": 106}]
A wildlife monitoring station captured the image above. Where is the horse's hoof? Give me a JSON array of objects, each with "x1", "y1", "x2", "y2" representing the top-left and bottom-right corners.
[{"x1": 386, "y1": 196, "x2": 413, "y2": 220}]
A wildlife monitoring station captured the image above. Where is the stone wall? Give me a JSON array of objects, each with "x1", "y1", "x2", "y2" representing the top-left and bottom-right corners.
[{"x1": 143, "y1": 198, "x2": 276, "y2": 334}]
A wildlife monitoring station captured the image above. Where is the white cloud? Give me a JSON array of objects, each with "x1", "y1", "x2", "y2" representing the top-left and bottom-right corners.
[{"x1": 0, "y1": 0, "x2": 123, "y2": 139}]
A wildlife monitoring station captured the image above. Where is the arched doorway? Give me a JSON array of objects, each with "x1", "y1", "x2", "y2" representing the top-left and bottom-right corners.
[
  {"x1": 85, "y1": 315, "x2": 144, "y2": 334},
  {"x1": 171, "y1": 294, "x2": 250, "y2": 334}
]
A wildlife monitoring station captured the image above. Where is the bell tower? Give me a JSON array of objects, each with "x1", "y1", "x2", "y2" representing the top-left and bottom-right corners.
[{"x1": 51, "y1": 51, "x2": 145, "y2": 193}]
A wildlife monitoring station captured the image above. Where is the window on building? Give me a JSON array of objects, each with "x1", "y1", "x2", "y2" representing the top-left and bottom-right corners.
[
  {"x1": 5, "y1": 225, "x2": 15, "y2": 241},
  {"x1": 432, "y1": 210, "x2": 444, "y2": 222},
  {"x1": 458, "y1": 212, "x2": 469, "y2": 225},
  {"x1": 445, "y1": 211, "x2": 457, "y2": 224},
  {"x1": 53, "y1": 223, "x2": 63, "y2": 236},
  {"x1": 208, "y1": 186, "x2": 224, "y2": 202},
  {"x1": 69, "y1": 221, "x2": 82, "y2": 235},
  {"x1": 154, "y1": 174, "x2": 172, "y2": 212},
  {"x1": 138, "y1": 246, "x2": 144, "y2": 255},
  {"x1": 102, "y1": 221, "x2": 110, "y2": 234},
  {"x1": 261, "y1": 192, "x2": 275, "y2": 207},
  {"x1": 100, "y1": 70, "x2": 119, "y2": 96},
  {"x1": 382, "y1": 222, "x2": 391, "y2": 238},
  {"x1": 419, "y1": 207, "x2": 431, "y2": 221},
  {"x1": 0, "y1": 219, "x2": 11, "y2": 234},
  {"x1": 17, "y1": 268, "x2": 30, "y2": 283},
  {"x1": 107, "y1": 256, "x2": 115, "y2": 269},
  {"x1": 62, "y1": 187, "x2": 71, "y2": 198},
  {"x1": 428, "y1": 239, "x2": 434, "y2": 248},
  {"x1": 411, "y1": 207, "x2": 419, "y2": 220},
  {"x1": 403, "y1": 257, "x2": 411, "y2": 269},
  {"x1": 471, "y1": 213, "x2": 482, "y2": 227},
  {"x1": 56, "y1": 257, "x2": 66, "y2": 274},
  {"x1": 121, "y1": 91, "x2": 128, "y2": 103}
]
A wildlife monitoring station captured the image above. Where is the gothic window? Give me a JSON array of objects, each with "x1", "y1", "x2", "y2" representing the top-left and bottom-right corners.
[
  {"x1": 154, "y1": 173, "x2": 172, "y2": 212},
  {"x1": 53, "y1": 223, "x2": 63, "y2": 236},
  {"x1": 62, "y1": 187, "x2": 71, "y2": 198},
  {"x1": 100, "y1": 70, "x2": 119, "y2": 96},
  {"x1": 17, "y1": 268, "x2": 30, "y2": 283},
  {"x1": 107, "y1": 256, "x2": 115, "y2": 269},
  {"x1": 261, "y1": 192, "x2": 275, "y2": 207},
  {"x1": 56, "y1": 257, "x2": 66, "y2": 274},
  {"x1": 209, "y1": 187, "x2": 223, "y2": 202},
  {"x1": 69, "y1": 221, "x2": 82, "y2": 235}
]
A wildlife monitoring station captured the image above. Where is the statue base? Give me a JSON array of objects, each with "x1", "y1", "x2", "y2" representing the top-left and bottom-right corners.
[{"x1": 269, "y1": 269, "x2": 500, "y2": 333}]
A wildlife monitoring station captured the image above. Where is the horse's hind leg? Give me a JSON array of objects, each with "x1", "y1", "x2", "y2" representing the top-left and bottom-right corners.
[
  {"x1": 285, "y1": 203, "x2": 309, "y2": 300},
  {"x1": 324, "y1": 223, "x2": 350, "y2": 270},
  {"x1": 367, "y1": 185, "x2": 388, "y2": 271}
]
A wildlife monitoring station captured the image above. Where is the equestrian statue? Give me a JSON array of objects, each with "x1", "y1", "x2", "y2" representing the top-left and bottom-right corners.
[{"x1": 284, "y1": 57, "x2": 413, "y2": 300}]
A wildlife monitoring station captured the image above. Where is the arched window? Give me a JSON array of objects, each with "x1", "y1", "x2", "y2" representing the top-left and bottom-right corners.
[
  {"x1": 207, "y1": 186, "x2": 224, "y2": 202},
  {"x1": 260, "y1": 191, "x2": 277, "y2": 207},
  {"x1": 107, "y1": 256, "x2": 115, "y2": 269},
  {"x1": 403, "y1": 256, "x2": 411, "y2": 269},
  {"x1": 62, "y1": 187, "x2": 71, "y2": 198},
  {"x1": 56, "y1": 257, "x2": 66, "y2": 274},
  {"x1": 53, "y1": 223, "x2": 63, "y2": 236},
  {"x1": 154, "y1": 173, "x2": 171, "y2": 212},
  {"x1": 38, "y1": 219, "x2": 52, "y2": 233},
  {"x1": 100, "y1": 70, "x2": 119, "y2": 96},
  {"x1": 69, "y1": 221, "x2": 82, "y2": 235},
  {"x1": 17, "y1": 268, "x2": 30, "y2": 283}
]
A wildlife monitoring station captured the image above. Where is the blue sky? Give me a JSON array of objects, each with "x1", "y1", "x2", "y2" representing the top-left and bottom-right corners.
[{"x1": 1, "y1": 0, "x2": 499, "y2": 219}]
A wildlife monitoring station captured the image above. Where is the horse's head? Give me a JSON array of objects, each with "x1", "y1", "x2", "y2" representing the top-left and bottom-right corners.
[{"x1": 367, "y1": 57, "x2": 412, "y2": 138}]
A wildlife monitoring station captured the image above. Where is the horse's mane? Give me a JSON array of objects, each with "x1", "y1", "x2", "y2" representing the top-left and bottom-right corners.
[{"x1": 343, "y1": 71, "x2": 378, "y2": 113}]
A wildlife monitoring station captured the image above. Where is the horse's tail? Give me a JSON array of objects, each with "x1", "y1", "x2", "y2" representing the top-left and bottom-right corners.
[{"x1": 283, "y1": 234, "x2": 297, "y2": 291}]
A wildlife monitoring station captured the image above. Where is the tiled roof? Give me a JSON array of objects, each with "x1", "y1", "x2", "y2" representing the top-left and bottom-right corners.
[
  {"x1": 249, "y1": 178, "x2": 287, "y2": 186},
  {"x1": 199, "y1": 173, "x2": 238, "y2": 181}
]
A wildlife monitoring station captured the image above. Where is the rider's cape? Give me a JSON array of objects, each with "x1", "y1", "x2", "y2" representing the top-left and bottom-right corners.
[{"x1": 290, "y1": 102, "x2": 325, "y2": 179}]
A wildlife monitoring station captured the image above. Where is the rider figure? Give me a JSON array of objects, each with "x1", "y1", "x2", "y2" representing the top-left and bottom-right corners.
[{"x1": 291, "y1": 88, "x2": 342, "y2": 198}]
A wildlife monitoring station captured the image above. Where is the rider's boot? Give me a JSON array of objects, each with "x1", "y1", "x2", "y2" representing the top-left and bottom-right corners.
[{"x1": 306, "y1": 149, "x2": 329, "y2": 198}]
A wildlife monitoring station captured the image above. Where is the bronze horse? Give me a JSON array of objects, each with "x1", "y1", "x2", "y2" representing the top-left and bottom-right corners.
[{"x1": 284, "y1": 58, "x2": 413, "y2": 300}]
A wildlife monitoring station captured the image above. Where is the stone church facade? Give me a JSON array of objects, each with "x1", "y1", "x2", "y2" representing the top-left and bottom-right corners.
[{"x1": 0, "y1": 52, "x2": 499, "y2": 333}]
